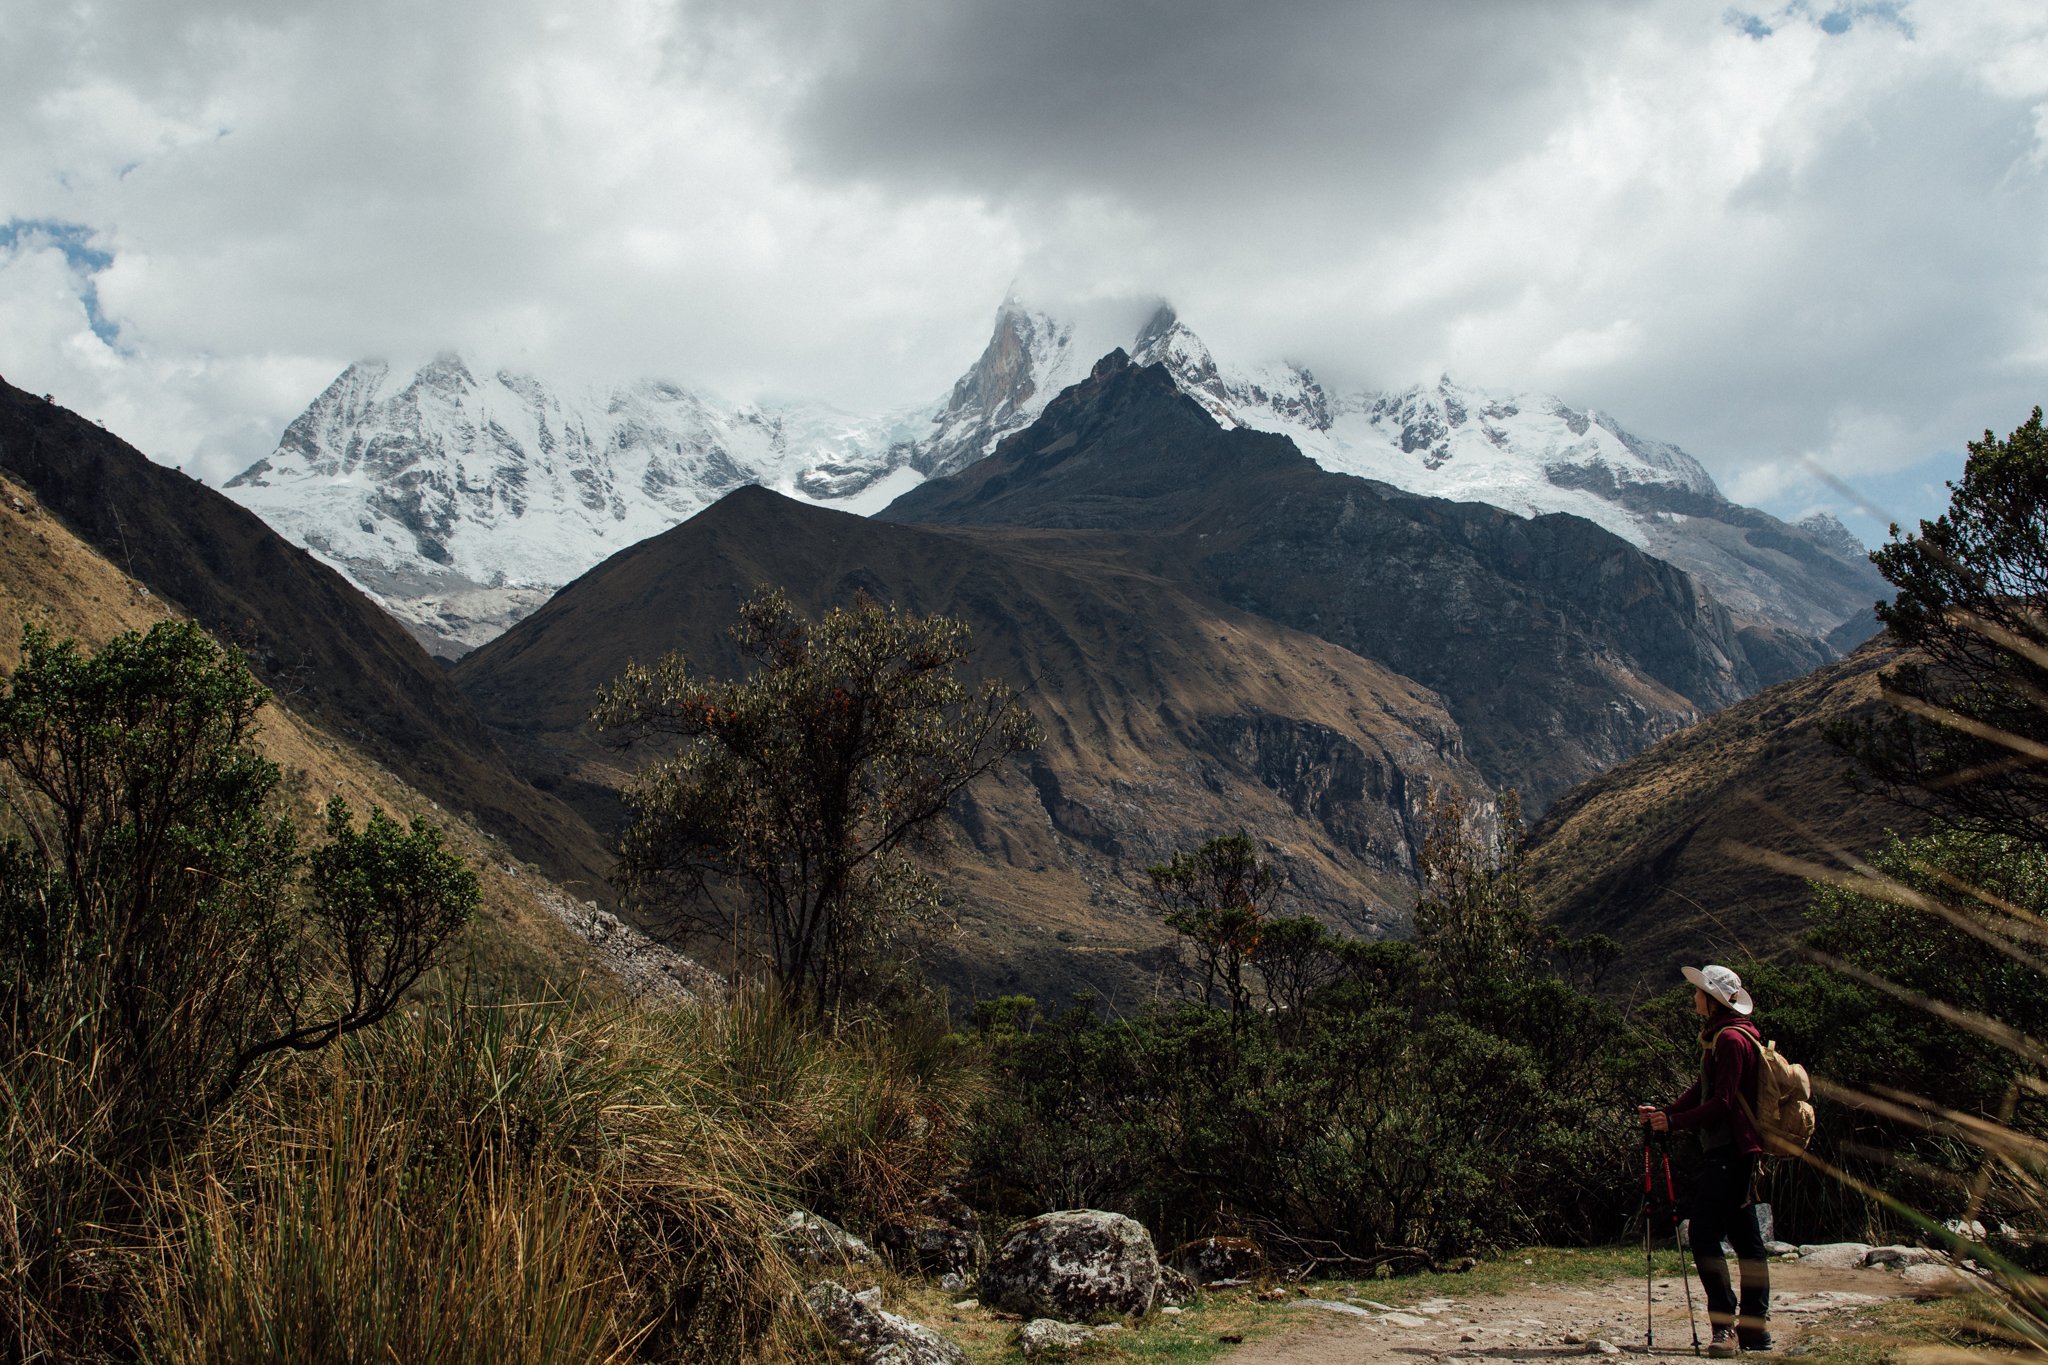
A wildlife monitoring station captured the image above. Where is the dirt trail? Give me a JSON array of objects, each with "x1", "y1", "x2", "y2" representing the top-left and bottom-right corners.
[{"x1": 1225, "y1": 1263, "x2": 1955, "y2": 1365}]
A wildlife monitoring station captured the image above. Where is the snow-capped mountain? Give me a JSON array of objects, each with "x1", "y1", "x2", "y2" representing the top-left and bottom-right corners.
[
  {"x1": 1122, "y1": 308, "x2": 1882, "y2": 639},
  {"x1": 225, "y1": 299, "x2": 1882, "y2": 656},
  {"x1": 226, "y1": 356, "x2": 930, "y2": 651}
]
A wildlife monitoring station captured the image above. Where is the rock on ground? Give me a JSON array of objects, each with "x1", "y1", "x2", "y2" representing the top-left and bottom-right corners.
[
  {"x1": 1900, "y1": 1263, "x2": 1968, "y2": 1290},
  {"x1": 1174, "y1": 1235, "x2": 1269, "y2": 1285},
  {"x1": 981, "y1": 1209, "x2": 1161, "y2": 1322},
  {"x1": 1864, "y1": 1246, "x2": 1938, "y2": 1269},
  {"x1": 877, "y1": 1192, "x2": 988, "y2": 1279},
  {"x1": 805, "y1": 1282, "x2": 965, "y2": 1365},
  {"x1": 781, "y1": 1210, "x2": 879, "y2": 1269},
  {"x1": 1019, "y1": 1318, "x2": 1097, "y2": 1360},
  {"x1": 1795, "y1": 1243, "x2": 1874, "y2": 1270}
]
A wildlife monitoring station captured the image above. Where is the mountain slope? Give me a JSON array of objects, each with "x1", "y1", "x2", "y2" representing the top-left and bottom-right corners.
[
  {"x1": 1523, "y1": 636, "x2": 1926, "y2": 988},
  {"x1": 0, "y1": 463, "x2": 710, "y2": 1001},
  {"x1": 883, "y1": 352, "x2": 1779, "y2": 810},
  {"x1": 0, "y1": 376, "x2": 610, "y2": 898},
  {"x1": 453, "y1": 483, "x2": 1490, "y2": 1002}
]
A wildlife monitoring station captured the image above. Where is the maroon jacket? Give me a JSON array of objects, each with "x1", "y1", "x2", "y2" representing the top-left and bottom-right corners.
[{"x1": 1666, "y1": 1011, "x2": 1765, "y2": 1156}]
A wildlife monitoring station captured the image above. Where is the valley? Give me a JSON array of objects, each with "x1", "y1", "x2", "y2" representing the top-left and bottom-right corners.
[{"x1": 0, "y1": 334, "x2": 1902, "y2": 1006}]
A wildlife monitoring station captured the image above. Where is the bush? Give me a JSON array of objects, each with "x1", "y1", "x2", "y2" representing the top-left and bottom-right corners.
[
  {"x1": 0, "y1": 622, "x2": 478, "y2": 1144},
  {"x1": 0, "y1": 622, "x2": 478, "y2": 1358},
  {"x1": 1740, "y1": 825, "x2": 2048, "y2": 1242},
  {"x1": 964, "y1": 958, "x2": 1662, "y2": 1269},
  {"x1": 959, "y1": 797, "x2": 1666, "y2": 1269}
]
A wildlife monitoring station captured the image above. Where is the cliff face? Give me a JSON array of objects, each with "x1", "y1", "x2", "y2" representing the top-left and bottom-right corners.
[{"x1": 883, "y1": 353, "x2": 1773, "y2": 809}]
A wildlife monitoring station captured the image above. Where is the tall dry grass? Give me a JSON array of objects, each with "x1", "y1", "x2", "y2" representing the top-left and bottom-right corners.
[
  {"x1": 3, "y1": 973, "x2": 979, "y2": 1362},
  {"x1": 1733, "y1": 614, "x2": 2048, "y2": 1356},
  {"x1": 1762, "y1": 840, "x2": 2048, "y2": 1356},
  {"x1": 1, "y1": 940, "x2": 148, "y2": 1362}
]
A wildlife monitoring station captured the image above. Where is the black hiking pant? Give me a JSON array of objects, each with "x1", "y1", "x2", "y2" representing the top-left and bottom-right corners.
[{"x1": 1687, "y1": 1149, "x2": 1771, "y2": 1346}]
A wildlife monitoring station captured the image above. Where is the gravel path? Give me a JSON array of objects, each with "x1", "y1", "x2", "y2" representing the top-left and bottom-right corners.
[{"x1": 1224, "y1": 1263, "x2": 1944, "y2": 1365}]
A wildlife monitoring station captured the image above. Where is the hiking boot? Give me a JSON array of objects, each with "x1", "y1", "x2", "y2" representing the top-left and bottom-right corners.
[
  {"x1": 1740, "y1": 1333, "x2": 1775, "y2": 1353},
  {"x1": 1709, "y1": 1328, "x2": 1741, "y2": 1357}
]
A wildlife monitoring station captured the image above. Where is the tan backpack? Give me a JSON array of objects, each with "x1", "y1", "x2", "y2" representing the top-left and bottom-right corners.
[{"x1": 1741, "y1": 1037, "x2": 1817, "y2": 1157}]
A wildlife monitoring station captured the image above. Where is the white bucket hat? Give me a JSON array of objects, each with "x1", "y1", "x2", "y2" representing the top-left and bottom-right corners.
[{"x1": 1683, "y1": 963, "x2": 1753, "y2": 1015}]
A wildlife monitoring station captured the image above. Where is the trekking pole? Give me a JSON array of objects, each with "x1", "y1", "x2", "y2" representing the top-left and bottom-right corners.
[
  {"x1": 1653, "y1": 1130, "x2": 1701, "y2": 1356},
  {"x1": 1641, "y1": 1125, "x2": 1658, "y2": 1351}
]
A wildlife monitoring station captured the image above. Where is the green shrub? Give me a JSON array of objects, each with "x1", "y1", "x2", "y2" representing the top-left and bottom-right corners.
[{"x1": 964, "y1": 962, "x2": 1660, "y2": 1267}]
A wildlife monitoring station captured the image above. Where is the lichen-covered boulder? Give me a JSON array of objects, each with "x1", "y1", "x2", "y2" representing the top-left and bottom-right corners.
[
  {"x1": 780, "y1": 1210, "x2": 879, "y2": 1269},
  {"x1": 805, "y1": 1282, "x2": 965, "y2": 1365},
  {"x1": 877, "y1": 1192, "x2": 988, "y2": 1279},
  {"x1": 1018, "y1": 1318, "x2": 1096, "y2": 1360},
  {"x1": 981, "y1": 1209, "x2": 1160, "y2": 1322},
  {"x1": 1172, "y1": 1235, "x2": 1267, "y2": 1285},
  {"x1": 1156, "y1": 1265, "x2": 1195, "y2": 1306}
]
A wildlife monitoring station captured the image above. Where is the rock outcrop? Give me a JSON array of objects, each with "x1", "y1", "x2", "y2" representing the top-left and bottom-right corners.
[
  {"x1": 876, "y1": 1193, "x2": 987, "y2": 1280},
  {"x1": 1172, "y1": 1235, "x2": 1268, "y2": 1285}
]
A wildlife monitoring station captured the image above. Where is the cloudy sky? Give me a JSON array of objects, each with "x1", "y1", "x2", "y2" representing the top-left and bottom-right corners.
[{"x1": 3, "y1": 0, "x2": 2044, "y2": 545}]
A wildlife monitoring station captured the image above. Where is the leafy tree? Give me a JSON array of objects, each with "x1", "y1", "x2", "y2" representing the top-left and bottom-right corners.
[
  {"x1": 1146, "y1": 833, "x2": 1276, "y2": 1029},
  {"x1": 0, "y1": 620, "x2": 478, "y2": 1143},
  {"x1": 1253, "y1": 915, "x2": 1346, "y2": 1032},
  {"x1": 1412, "y1": 789, "x2": 1538, "y2": 990},
  {"x1": 1755, "y1": 826, "x2": 2048, "y2": 1234},
  {"x1": 1845, "y1": 407, "x2": 2048, "y2": 843},
  {"x1": 214, "y1": 797, "x2": 480, "y2": 1100},
  {"x1": 593, "y1": 588, "x2": 1038, "y2": 1016}
]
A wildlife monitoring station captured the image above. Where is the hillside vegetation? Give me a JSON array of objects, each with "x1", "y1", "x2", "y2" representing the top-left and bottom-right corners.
[
  {"x1": 1523, "y1": 637, "x2": 1925, "y2": 989},
  {"x1": 10, "y1": 376, "x2": 2048, "y2": 1363}
]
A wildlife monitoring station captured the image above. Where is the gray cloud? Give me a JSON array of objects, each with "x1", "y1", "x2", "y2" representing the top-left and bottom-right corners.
[
  {"x1": 0, "y1": 0, "x2": 2041, "y2": 548},
  {"x1": 770, "y1": 0, "x2": 1629, "y2": 206}
]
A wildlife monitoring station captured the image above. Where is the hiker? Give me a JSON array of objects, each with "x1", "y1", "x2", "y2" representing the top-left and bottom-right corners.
[{"x1": 1636, "y1": 964, "x2": 1772, "y2": 1356}]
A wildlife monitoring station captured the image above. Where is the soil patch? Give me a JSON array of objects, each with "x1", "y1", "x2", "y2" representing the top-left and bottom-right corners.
[{"x1": 1228, "y1": 1262, "x2": 1956, "y2": 1365}]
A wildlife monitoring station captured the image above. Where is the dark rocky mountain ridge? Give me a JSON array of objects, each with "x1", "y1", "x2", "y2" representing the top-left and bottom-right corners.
[
  {"x1": 1523, "y1": 635, "x2": 1926, "y2": 989},
  {"x1": 882, "y1": 352, "x2": 1823, "y2": 809}
]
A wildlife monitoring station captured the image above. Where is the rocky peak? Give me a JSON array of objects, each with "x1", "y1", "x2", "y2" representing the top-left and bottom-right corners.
[
  {"x1": 411, "y1": 352, "x2": 479, "y2": 397},
  {"x1": 941, "y1": 300, "x2": 1061, "y2": 424},
  {"x1": 882, "y1": 355, "x2": 1771, "y2": 808},
  {"x1": 1797, "y1": 511, "x2": 1869, "y2": 562},
  {"x1": 235, "y1": 359, "x2": 395, "y2": 485},
  {"x1": 1131, "y1": 301, "x2": 1179, "y2": 356},
  {"x1": 1092, "y1": 348, "x2": 1133, "y2": 380},
  {"x1": 1131, "y1": 304, "x2": 1331, "y2": 436}
]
